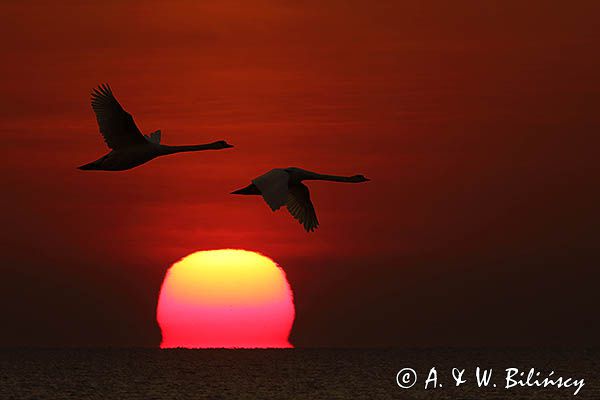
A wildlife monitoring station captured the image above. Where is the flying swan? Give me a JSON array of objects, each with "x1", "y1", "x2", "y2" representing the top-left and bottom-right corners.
[
  {"x1": 78, "y1": 84, "x2": 233, "y2": 171},
  {"x1": 231, "y1": 167, "x2": 370, "y2": 232}
]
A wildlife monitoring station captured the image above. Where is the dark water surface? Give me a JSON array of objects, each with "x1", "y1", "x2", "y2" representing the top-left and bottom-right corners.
[{"x1": 1, "y1": 348, "x2": 598, "y2": 399}]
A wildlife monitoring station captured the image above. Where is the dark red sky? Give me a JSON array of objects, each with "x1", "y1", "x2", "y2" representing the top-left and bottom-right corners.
[{"x1": 1, "y1": 1, "x2": 599, "y2": 346}]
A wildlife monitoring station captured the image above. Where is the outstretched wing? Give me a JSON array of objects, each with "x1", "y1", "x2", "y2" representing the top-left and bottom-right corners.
[
  {"x1": 90, "y1": 84, "x2": 147, "y2": 150},
  {"x1": 252, "y1": 169, "x2": 290, "y2": 211},
  {"x1": 286, "y1": 183, "x2": 319, "y2": 232},
  {"x1": 145, "y1": 130, "x2": 161, "y2": 144}
]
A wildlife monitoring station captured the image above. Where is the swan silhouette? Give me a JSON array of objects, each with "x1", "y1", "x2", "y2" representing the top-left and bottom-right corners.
[
  {"x1": 78, "y1": 84, "x2": 233, "y2": 171},
  {"x1": 231, "y1": 167, "x2": 370, "y2": 232}
]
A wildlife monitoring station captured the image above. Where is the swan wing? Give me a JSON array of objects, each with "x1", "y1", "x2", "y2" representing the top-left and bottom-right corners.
[
  {"x1": 252, "y1": 169, "x2": 289, "y2": 211},
  {"x1": 286, "y1": 183, "x2": 319, "y2": 232},
  {"x1": 91, "y1": 84, "x2": 147, "y2": 150},
  {"x1": 145, "y1": 130, "x2": 161, "y2": 144}
]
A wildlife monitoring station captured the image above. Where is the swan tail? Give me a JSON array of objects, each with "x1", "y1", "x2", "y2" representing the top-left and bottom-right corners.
[
  {"x1": 77, "y1": 155, "x2": 107, "y2": 170},
  {"x1": 78, "y1": 161, "x2": 99, "y2": 170},
  {"x1": 231, "y1": 184, "x2": 261, "y2": 195}
]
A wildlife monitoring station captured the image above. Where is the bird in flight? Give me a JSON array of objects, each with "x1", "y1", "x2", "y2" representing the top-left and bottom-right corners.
[
  {"x1": 78, "y1": 84, "x2": 233, "y2": 171},
  {"x1": 231, "y1": 167, "x2": 370, "y2": 232}
]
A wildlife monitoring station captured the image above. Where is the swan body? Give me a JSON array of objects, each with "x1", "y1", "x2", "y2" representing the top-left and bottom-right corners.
[
  {"x1": 232, "y1": 167, "x2": 369, "y2": 232},
  {"x1": 78, "y1": 84, "x2": 233, "y2": 171}
]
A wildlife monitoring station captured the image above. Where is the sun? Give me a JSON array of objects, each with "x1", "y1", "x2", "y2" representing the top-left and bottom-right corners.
[{"x1": 156, "y1": 249, "x2": 295, "y2": 348}]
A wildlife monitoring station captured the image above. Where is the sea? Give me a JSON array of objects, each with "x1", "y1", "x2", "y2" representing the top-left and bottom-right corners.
[{"x1": 1, "y1": 348, "x2": 598, "y2": 399}]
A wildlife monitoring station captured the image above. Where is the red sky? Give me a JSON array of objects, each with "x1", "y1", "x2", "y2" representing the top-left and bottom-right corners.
[{"x1": 1, "y1": 1, "x2": 599, "y2": 346}]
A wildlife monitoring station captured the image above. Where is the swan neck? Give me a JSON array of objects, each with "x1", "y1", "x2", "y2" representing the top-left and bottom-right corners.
[
  {"x1": 160, "y1": 144, "x2": 215, "y2": 154},
  {"x1": 307, "y1": 173, "x2": 354, "y2": 182}
]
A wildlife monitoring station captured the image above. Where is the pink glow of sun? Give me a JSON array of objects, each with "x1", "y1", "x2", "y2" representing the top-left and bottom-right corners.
[{"x1": 156, "y1": 249, "x2": 295, "y2": 348}]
